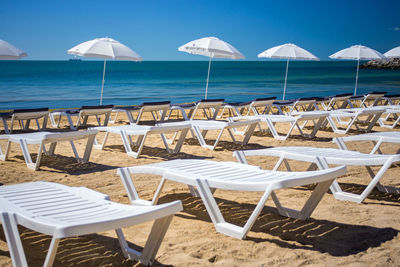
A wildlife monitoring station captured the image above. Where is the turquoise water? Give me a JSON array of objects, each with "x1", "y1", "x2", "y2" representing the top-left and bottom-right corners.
[{"x1": 0, "y1": 60, "x2": 399, "y2": 109}]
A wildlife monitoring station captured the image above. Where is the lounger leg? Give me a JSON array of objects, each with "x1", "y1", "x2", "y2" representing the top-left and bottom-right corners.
[
  {"x1": 115, "y1": 215, "x2": 174, "y2": 266},
  {"x1": 82, "y1": 135, "x2": 95, "y2": 162},
  {"x1": 1, "y1": 117, "x2": 10, "y2": 134},
  {"x1": 0, "y1": 141, "x2": 12, "y2": 161},
  {"x1": 365, "y1": 113, "x2": 382, "y2": 132},
  {"x1": 0, "y1": 213, "x2": 29, "y2": 267},
  {"x1": 48, "y1": 142, "x2": 57, "y2": 155},
  {"x1": 110, "y1": 110, "x2": 119, "y2": 124},
  {"x1": 366, "y1": 163, "x2": 400, "y2": 195},
  {"x1": 68, "y1": 140, "x2": 81, "y2": 162},
  {"x1": 307, "y1": 117, "x2": 325, "y2": 138},
  {"x1": 265, "y1": 119, "x2": 286, "y2": 140},
  {"x1": 211, "y1": 129, "x2": 225, "y2": 150},
  {"x1": 370, "y1": 139, "x2": 384, "y2": 154},
  {"x1": 272, "y1": 179, "x2": 334, "y2": 220},
  {"x1": 10, "y1": 117, "x2": 15, "y2": 133},
  {"x1": 241, "y1": 123, "x2": 257, "y2": 145},
  {"x1": 104, "y1": 112, "x2": 111, "y2": 126},
  {"x1": 117, "y1": 168, "x2": 151, "y2": 206},
  {"x1": 272, "y1": 157, "x2": 292, "y2": 171},
  {"x1": 93, "y1": 131, "x2": 110, "y2": 150},
  {"x1": 18, "y1": 139, "x2": 41, "y2": 170},
  {"x1": 192, "y1": 126, "x2": 211, "y2": 149},
  {"x1": 43, "y1": 237, "x2": 60, "y2": 267},
  {"x1": 121, "y1": 131, "x2": 147, "y2": 158},
  {"x1": 139, "y1": 215, "x2": 175, "y2": 265},
  {"x1": 125, "y1": 110, "x2": 135, "y2": 124},
  {"x1": 66, "y1": 114, "x2": 76, "y2": 130}
]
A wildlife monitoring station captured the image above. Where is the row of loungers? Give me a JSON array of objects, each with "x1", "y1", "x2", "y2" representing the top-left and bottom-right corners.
[
  {"x1": 1, "y1": 131, "x2": 400, "y2": 266},
  {"x1": 1, "y1": 91, "x2": 399, "y2": 133},
  {"x1": 0, "y1": 106, "x2": 392, "y2": 169},
  {"x1": 0, "y1": 103, "x2": 399, "y2": 168}
]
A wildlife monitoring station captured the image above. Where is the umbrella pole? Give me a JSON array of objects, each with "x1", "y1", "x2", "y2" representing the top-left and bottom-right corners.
[
  {"x1": 100, "y1": 59, "x2": 107, "y2": 105},
  {"x1": 354, "y1": 58, "x2": 360, "y2": 96},
  {"x1": 205, "y1": 56, "x2": 212, "y2": 99},
  {"x1": 283, "y1": 58, "x2": 289, "y2": 100}
]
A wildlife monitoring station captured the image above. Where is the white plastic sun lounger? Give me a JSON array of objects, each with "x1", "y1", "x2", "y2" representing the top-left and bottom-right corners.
[
  {"x1": 117, "y1": 159, "x2": 346, "y2": 239},
  {"x1": 111, "y1": 101, "x2": 171, "y2": 124},
  {"x1": 1, "y1": 108, "x2": 49, "y2": 134},
  {"x1": 90, "y1": 124, "x2": 190, "y2": 158},
  {"x1": 232, "y1": 111, "x2": 329, "y2": 140},
  {"x1": 219, "y1": 97, "x2": 276, "y2": 118},
  {"x1": 323, "y1": 107, "x2": 385, "y2": 134},
  {"x1": 234, "y1": 146, "x2": 400, "y2": 203},
  {"x1": 170, "y1": 99, "x2": 225, "y2": 120},
  {"x1": 333, "y1": 131, "x2": 400, "y2": 154},
  {"x1": 50, "y1": 105, "x2": 113, "y2": 130},
  {"x1": 320, "y1": 93, "x2": 353, "y2": 111},
  {"x1": 164, "y1": 119, "x2": 259, "y2": 150},
  {"x1": 0, "y1": 181, "x2": 182, "y2": 266},
  {"x1": 273, "y1": 98, "x2": 318, "y2": 115},
  {"x1": 0, "y1": 130, "x2": 97, "y2": 170},
  {"x1": 348, "y1": 91, "x2": 386, "y2": 108}
]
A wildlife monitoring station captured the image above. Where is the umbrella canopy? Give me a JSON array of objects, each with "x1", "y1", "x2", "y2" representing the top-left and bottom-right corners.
[
  {"x1": 329, "y1": 45, "x2": 385, "y2": 95},
  {"x1": 258, "y1": 43, "x2": 319, "y2": 100},
  {"x1": 68, "y1": 37, "x2": 142, "y2": 104},
  {"x1": 0, "y1": 39, "x2": 27, "y2": 60},
  {"x1": 178, "y1": 37, "x2": 244, "y2": 99},
  {"x1": 384, "y1": 46, "x2": 400, "y2": 58}
]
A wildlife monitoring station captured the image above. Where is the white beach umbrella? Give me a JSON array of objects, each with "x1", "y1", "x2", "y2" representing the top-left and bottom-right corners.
[
  {"x1": 67, "y1": 37, "x2": 142, "y2": 105},
  {"x1": 384, "y1": 46, "x2": 400, "y2": 58},
  {"x1": 0, "y1": 39, "x2": 27, "y2": 60},
  {"x1": 178, "y1": 37, "x2": 244, "y2": 99},
  {"x1": 258, "y1": 43, "x2": 319, "y2": 100},
  {"x1": 329, "y1": 45, "x2": 385, "y2": 96}
]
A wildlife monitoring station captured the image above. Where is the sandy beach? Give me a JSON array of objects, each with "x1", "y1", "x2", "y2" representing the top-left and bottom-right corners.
[{"x1": 0, "y1": 111, "x2": 399, "y2": 267}]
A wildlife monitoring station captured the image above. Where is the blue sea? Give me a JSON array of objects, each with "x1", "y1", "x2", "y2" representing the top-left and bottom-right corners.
[{"x1": 0, "y1": 60, "x2": 399, "y2": 109}]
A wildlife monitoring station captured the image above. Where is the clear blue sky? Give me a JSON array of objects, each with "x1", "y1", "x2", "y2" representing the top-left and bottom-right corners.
[{"x1": 1, "y1": 0, "x2": 399, "y2": 60}]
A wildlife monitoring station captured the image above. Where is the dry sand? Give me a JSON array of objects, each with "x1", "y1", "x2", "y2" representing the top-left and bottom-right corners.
[{"x1": 0, "y1": 111, "x2": 399, "y2": 267}]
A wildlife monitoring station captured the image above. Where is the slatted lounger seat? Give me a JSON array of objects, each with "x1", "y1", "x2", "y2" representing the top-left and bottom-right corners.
[
  {"x1": 0, "y1": 130, "x2": 97, "y2": 170},
  {"x1": 117, "y1": 159, "x2": 346, "y2": 239},
  {"x1": 0, "y1": 181, "x2": 182, "y2": 266},
  {"x1": 234, "y1": 146, "x2": 400, "y2": 203},
  {"x1": 50, "y1": 105, "x2": 113, "y2": 130},
  {"x1": 232, "y1": 111, "x2": 329, "y2": 140},
  {"x1": 164, "y1": 119, "x2": 260, "y2": 150},
  {"x1": 111, "y1": 101, "x2": 171, "y2": 124},
  {"x1": 90, "y1": 124, "x2": 190, "y2": 158},
  {"x1": 0, "y1": 108, "x2": 49, "y2": 134}
]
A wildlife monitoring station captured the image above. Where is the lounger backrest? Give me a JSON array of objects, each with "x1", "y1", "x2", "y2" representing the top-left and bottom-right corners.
[
  {"x1": 140, "y1": 101, "x2": 171, "y2": 112},
  {"x1": 331, "y1": 93, "x2": 352, "y2": 101},
  {"x1": 196, "y1": 99, "x2": 225, "y2": 108},
  {"x1": 251, "y1": 97, "x2": 277, "y2": 107},
  {"x1": 12, "y1": 108, "x2": 49, "y2": 120},
  {"x1": 80, "y1": 105, "x2": 113, "y2": 115}
]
